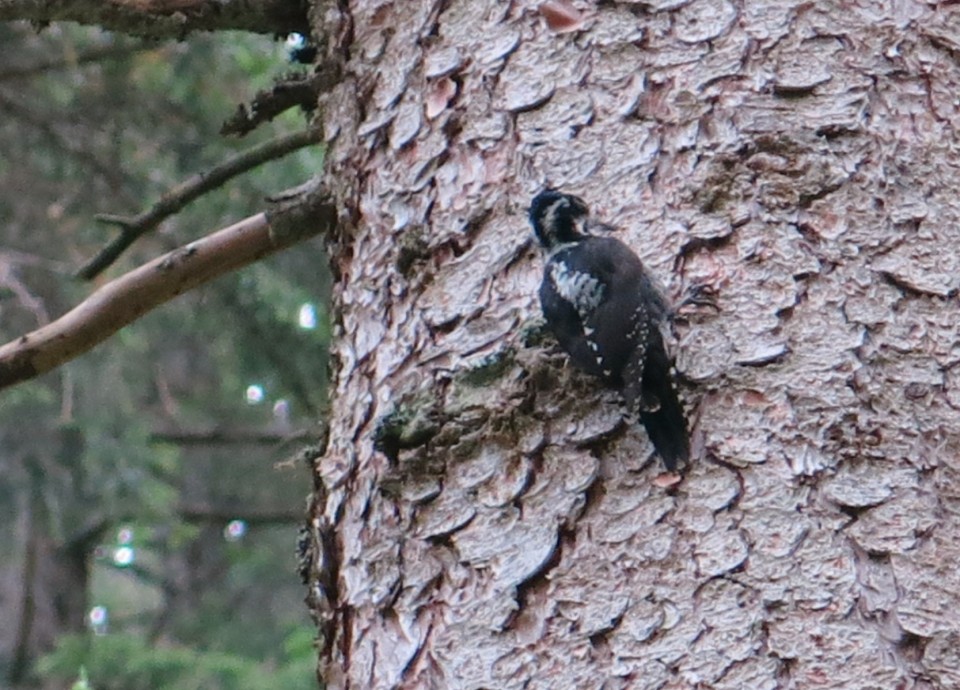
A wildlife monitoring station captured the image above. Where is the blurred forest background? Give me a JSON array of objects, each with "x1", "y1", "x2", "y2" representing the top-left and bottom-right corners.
[{"x1": 0, "y1": 22, "x2": 327, "y2": 690}]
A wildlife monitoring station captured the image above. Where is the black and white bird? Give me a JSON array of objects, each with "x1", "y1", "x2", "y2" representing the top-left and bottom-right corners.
[{"x1": 529, "y1": 189, "x2": 690, "y2": 471}]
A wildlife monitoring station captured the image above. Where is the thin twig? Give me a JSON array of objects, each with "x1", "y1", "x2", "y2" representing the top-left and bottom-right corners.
[
  {"x1": 76, "y1": 126, "x2": 323, "y2": 280},
  {"x1": 149, "y1": 426, "x2": 311, "y2": 445},
  {"x1": 178, "y1": 503, "x2": 304, "y2": 524},
  {"x1": 220, "y1": 64, "x2": 340, "y2": 137},
  {"x1": 0, "y1": 0, "x2": 309, "y2": 40},
  {"x1": 0, "y1": 249, "x2": 72, "y2": 274},
  {"x1": 0, "y1": 185, "x2": 336, "y2": 390}
]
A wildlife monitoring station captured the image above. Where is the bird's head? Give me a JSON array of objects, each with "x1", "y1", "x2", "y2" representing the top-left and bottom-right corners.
[{"x1": 528, "y1": 189, "x2": 592, "y2": 249}]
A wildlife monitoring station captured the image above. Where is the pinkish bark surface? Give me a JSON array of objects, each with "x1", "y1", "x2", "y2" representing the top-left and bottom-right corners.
[{"x1": 307, "y1": 1, "x2": 960, "y2": 688}]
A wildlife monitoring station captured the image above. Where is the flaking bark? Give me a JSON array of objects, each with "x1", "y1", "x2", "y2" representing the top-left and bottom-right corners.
[{"x1": 308, "y1": 1, "x2": 960, "y2": 688}]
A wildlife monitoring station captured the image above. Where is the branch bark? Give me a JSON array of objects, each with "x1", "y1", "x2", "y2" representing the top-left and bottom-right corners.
[
  {"x1": 0, "y1": 0, "x2": 309, "y2": 40},
  {"x1": 149, "y1": 426, "x2": 311, "y2": 445},
  {"x1": 0, "y1": 185, "x2": 336, "y2": 390},
  {"x1": 77, "y1": 126, "x2": 324, "y2": 280},
  {"x1": 220, "y1": 66, "x2": 340, "y2": 136}
]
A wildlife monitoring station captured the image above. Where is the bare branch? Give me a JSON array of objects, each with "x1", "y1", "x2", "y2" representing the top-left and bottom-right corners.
[
  {"x1": 0, "y1": 262, "x2": 50, "y2": 326},
  {"x1": 178, "y1": 503, "x2": 303, "y2": 524},
  {"x1": 149, "y1": 426, "x2": 311, "y2": 445},
  {"x1": 220, "y1": 65, "x2": 340, "y2": 137},
  {"x1": 0, "y1": 0, "x2": 309, "y2": 40},
  {"x1": 77, "y1": 126, "x2": 324, "y2": 280},
  {"x1": 0, "y1": 249, "x2": 72, "y2": 274},
  {"x1": 0, "y1": 185, "x2": 337, "y2": 390}
]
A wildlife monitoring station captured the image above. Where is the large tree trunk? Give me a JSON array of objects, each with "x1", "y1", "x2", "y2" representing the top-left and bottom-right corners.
[{"x1": 307, "y1": 1, "x2": 960, "y2": 687}]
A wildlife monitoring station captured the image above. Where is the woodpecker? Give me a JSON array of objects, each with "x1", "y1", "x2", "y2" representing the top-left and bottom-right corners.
[{"x1": 529, "y1": 189, "x2": 690, "y2": 471}]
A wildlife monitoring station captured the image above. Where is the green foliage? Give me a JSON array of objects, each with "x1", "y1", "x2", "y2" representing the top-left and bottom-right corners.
[
  {"x1": 0, "y1": 21, "x2": 329, "y2": 690},
  {"x1": 71, "y1": 666, "x2": 93, "y2": 690},
  {"x1": 38, "y1": 630, "x2": 317, "y2": 690},
  {"x1": 214, "y1": 265, "x2": 331, "y2": 415}
]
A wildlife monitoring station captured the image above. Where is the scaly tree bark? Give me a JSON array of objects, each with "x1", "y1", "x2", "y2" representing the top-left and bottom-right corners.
[{"x1": 305, "y1": 1, "x2": 960, "y2": 688}]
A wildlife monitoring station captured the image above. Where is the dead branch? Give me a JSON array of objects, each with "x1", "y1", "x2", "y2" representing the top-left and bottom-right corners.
[
  {"x1": 0, "y1": 249, "x2": 72, "y2": 274},
  {"x1": 149, "y1": 426, "x2": 311, "y2": 445},
  {"x1": 0, "y1": 185, "x2": 336, "y2": 391},
  {"x1": 77, "y1": 126, "x2": 323, "y2": 280},
  {"x1": 220, "y1": 65, "x2": 340, "y2": 137},
  {"x1": 178, "y1": 503, "x2": 304, "y2": 524},
  {"x1": 0, "y1": 0, "x2": 309, "y2": 40}
]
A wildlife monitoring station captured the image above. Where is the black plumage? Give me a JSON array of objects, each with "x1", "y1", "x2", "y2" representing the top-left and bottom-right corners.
[{"x1": 529, "y1": 189, "x2": 690, "y2": 471}]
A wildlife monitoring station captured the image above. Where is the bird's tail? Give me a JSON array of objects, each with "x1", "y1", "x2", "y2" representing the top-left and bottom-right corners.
[{"x1": 624, "y1": 339, "x2": 690, "y2": 472}]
